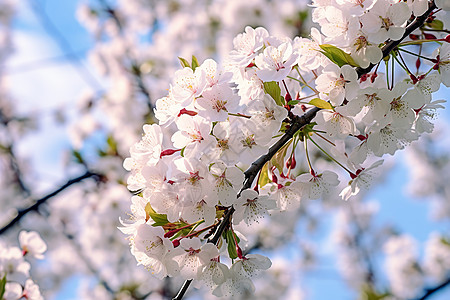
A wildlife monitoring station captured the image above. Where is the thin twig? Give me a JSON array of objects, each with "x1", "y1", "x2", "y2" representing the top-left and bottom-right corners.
[{"x1": 413, "y1": 277, "x2": 450, "y2": 300}]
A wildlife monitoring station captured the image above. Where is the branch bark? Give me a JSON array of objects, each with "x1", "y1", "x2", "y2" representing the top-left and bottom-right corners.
[
  {"x1": 0, "y1": 171, "x2": 101, "y2": 235},
  {"x1": 413, "y1": 277, "x2": 450, "y2": 300}
]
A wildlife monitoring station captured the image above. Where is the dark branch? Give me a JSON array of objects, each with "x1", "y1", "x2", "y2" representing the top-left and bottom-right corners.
[
  {"x1": 172, "y1": 279, "x2": 193, "y2": 300},
  {"x1": 413, "y1": 277, "x2": 450, "y2": 300},
  {"x1": 0, "y1": 171, "x2": 101, "y2": 235},
  {"x1": 242, "y1": 107, "x2": 320, "y2": 191},
  {"x1": 172, "y1": 206, "x2": 236, "y2": 300},
  {"x1": 356, "y1": 1, "x2": 437, "y2": 77}
]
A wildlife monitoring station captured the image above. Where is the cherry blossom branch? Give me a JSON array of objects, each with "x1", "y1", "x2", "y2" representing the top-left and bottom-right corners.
[
  {"x1": 414, "y1": 277, "x2": 450, "y2": 300},
  {"x1": 356, "y1": 1, "x2": 437, "y2": 77},
  {"x1": 171, "y1": 4, "x2": 439, "y2": 299},
  {"x1": 242, "y1": 106, "x2": 320, "y2": 191},
  {"x1": 172, "y1": 206, "x2": 235, "y2": 300},
  {"x1": 0, "y1": 171, "x2": 102, "y2": 235},
  {"x1": 245, "y1": 1, "x2": 438, "y2": 192},
  {"x1": 172, "y1": 279, "x2": 192, "y2": 300}
]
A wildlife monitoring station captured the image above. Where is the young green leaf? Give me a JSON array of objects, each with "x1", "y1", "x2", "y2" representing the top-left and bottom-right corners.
[
  {"x1": 258, "y1": 162, "x2": 271, "y2": 188},
  {"x1": 0, "y1": 275, "x2": 6, "y2": 299},
  {"x1": 191, "y1": 55, "x2": 200, "y2": 70},
  {"x1": 263, "y1": 81, "x2": 284, "y2": 106},
  {"x1": 287, "y1": 100, "x2": 300, "y2": 106},
  {"x1": 145, "y1": 203, "x2": 169, "y2": 227},
  {"x1": 225, "y1": 230, "x2": 238, "y2": 259},
  {"x1": 426, "y1": 19, "x2": 443, "y2": 30},
  {"x1": 178, "y1": 56, "x2": 191, "y2": 69},
  {"x1": 319, "y1": 44, "x2": 359, "y2": 68},
  {"x1": 309, "y1": 98, "x2": 334, "y2": 110}
]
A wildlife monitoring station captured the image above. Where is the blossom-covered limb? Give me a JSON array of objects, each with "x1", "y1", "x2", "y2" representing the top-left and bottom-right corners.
[
  {"x1": 356, "y1": 1, "x2": 437, "y2": 77},
  {"x1": 173, "y1": 206, "x2": 235, "y2": 300}
]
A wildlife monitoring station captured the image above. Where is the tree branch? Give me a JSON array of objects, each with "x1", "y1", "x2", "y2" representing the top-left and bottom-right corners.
[
  {"x1": 414, "y1": 277, "x2": 450, "y2": 300},
  {"x1": 356, "y1": 1, "x2": 437, "y2": 77},
  {"x1": 0, "y1": 171, "x2": 101, "y2": 235}
]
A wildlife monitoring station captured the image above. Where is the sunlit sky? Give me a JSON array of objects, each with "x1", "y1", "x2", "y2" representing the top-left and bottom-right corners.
[{"x1": 4, "y1": 0, "x2": 450, "y2": 299}]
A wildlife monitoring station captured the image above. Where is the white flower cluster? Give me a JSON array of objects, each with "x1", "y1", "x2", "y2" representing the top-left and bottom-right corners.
[
  {"x1": 0, "y1": 231, "x2": 46, "y2": 300},
  {"x1": 121, "y1": 0, "x2": 449, "y2": 296}
]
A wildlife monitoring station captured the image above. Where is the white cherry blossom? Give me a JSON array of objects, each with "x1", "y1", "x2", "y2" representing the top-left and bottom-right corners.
[
  {"x1": 195, "y1": 84, "x2": 239, "y2": 122},
  {"x1": 296, "y1": 170, "x2": 340, "y2": 200},
  {"x1": 315, "y1": 63, "x2": 359, "y2": 106},
  {"x1": 18, "y1": 231, "x2": 47, "y2": 260},
  {"x1": 361, "y1": 1, "x2": 411, "y2": 44},
  {"x1": 247, "y1": 94, "x2": 288, "y2": 136},
  {"x1": 229, "y1": 26, "x2": 269, "y2": 68},
  {"x1": 209, "y1": 162, "x2": 244, "y2": 207},
  {"x1": 340, "y1": 160, "x2": 384, "y2": 200},
  {"x1": 171, "y1": 67, "x2": 207, "y2": 105},
  {"x1": 255, "y1": 41, "x2": 298, "y2": 82},
  {"x1": 233, "y1": 189, "x2": 277, "y2": 225},
  {"x1": 173, "y1": 238, "x2": 219, "y2": 280}
]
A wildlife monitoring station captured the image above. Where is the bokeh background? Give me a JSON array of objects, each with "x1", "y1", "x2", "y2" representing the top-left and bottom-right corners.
[{"x1": 1, "y1": 0, "x2": 449, "y2": 299}]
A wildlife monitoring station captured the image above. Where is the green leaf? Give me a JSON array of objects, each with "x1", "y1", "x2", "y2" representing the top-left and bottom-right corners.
[
  {"x1": 258, "y1": 162, "x2": 270, "y2": 188},
  {"x1": 263, "y1": 81, "x2": 284, "y2": 106},
  {"x1": 191, "y1": 55, "x2": 200, "y2": 70},
  {"x1": 359, "y1": 285, "x2": 390, "y2": 300},
  {"x1": 426, "y1": 19, "x2": 443, "y2": 30},
  {"x1": 319, "y1": 44, "x2": 359, "y2": 67},
  {"x1": 287, "y1": 100, "x2": 300, "y2": 106},
  {"x1": 72, "y1": 150, "x2": 84, "y2": 164},
  {"x1": 309, "y1": 98, "x2": 334, "y2": 110},
  {"x1": 224, "y1": 230, "x2": 238, "y2": 259},
  {"x1": 270, "y1": 140, "x2": 293, "y2": 173},
  {"x1": 107, "y1": 135, "x2": 118, "y2": 155},
  {"x1": 440, "y1": 237, "x2": 450, "y2": 247},
  {"x1": 180, "y1": 146, "x2": 185, "y2": 157},
  {"x1": 0, "y1": 275, "x2": 6, "y2": 299},
  {"x1": 145, "y1": 203, "x2": 169, "y2": 227},
  {"x1": 178, "y1": 56, "x2": 191, "y2": 68}
]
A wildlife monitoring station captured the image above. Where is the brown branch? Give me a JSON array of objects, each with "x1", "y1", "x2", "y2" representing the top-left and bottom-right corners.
[
  {"x1": 413, "y1": 277, "x2": 450, "y2": 300},
  {"x1": 172, "y1": 207, "x2": 235, "y2": 300},
  {"x1": 356, "y1": 1, "x2": 437, "y2": 77},
  {"x1": 0, "y1": 171, "x2": 102, "y2": 235},
  {"x1": 171, "y1": 2, "x2": 439, "y2": 299}
]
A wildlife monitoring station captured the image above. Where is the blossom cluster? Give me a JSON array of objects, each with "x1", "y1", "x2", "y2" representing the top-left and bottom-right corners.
[
  {"x1": 0, "y1": 231, "x2": 46, "y2": 300},
  {"x1": 120, "y1": 0, "x2": 449, "y2": 296}
]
